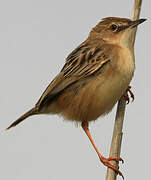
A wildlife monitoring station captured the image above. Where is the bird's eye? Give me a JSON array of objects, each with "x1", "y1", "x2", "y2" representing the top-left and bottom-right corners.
[{"x1": 110, "y1": 24, "x2": 118, "y2": 31}]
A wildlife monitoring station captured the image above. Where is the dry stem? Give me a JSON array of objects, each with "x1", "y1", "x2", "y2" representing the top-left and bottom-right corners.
[{"x1": 106, "y1": 0, "x2": 143, "y2": 179}]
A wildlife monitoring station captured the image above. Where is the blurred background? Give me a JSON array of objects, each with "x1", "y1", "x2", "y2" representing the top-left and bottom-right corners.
[{"x1": 0, "y1": 0, "x2": 150, "y2": 179}]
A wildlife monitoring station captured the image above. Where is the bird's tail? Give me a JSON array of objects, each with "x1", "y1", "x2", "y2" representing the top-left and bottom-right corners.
[{"x1": 6, "y1": 106, "x2": 39, "y2": 130}]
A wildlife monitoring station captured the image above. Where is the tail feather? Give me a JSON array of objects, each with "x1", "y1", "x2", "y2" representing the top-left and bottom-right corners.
[{"x1": 6, "y1": 107, "x2": 38, "y2": 130}]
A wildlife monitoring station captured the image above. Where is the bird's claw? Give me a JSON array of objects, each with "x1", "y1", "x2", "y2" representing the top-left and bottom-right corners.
[
  {"x1": 107, "y1": 156, "x2": 124, "y2": 164},
  {"x1": 99, "y1": 155, "x2": 124, "y2": 179},
  {"x1": 123, "y1": 85, "x2": 134, "y2": 104}
]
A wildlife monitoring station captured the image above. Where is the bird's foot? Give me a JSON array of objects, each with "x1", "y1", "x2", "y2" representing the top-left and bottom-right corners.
[
  {"x1": 99, "y1": 155, "x2": 124, "y2": 179},
  {"x1": 123, "y1": 85, "x2": 134, "y2": 104}
]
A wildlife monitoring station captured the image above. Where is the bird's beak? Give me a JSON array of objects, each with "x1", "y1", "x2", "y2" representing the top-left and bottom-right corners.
[
  {"x1": 118, "y1": 19, "x2": 146, "y2": 32},
  {"x1": 129, "y1": 18, "x2": 147, "y2": 28}
]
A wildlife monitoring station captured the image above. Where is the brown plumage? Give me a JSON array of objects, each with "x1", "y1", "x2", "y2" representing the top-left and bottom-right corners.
[{"x1": 6, "y1": 17, "x2": 146, "y2": 178}]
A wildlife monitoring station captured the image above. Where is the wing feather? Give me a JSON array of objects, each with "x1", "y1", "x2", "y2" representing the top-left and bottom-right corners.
[{"x1": 36, "y1": 40, "x2": 111, "y2": 107}]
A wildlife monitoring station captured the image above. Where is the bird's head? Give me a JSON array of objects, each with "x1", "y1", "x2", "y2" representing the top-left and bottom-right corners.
[{"x1": 89, "y1": 17, "x2": 146, "y2": 48}]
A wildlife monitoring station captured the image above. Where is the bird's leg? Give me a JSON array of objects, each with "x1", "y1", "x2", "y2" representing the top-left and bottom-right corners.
[
  {"x1": 123, "y1": 85, "x2": 134, "y2": 104},
  {"x1": 82, "y1": 121, "x2": 124, "y2": 179}
]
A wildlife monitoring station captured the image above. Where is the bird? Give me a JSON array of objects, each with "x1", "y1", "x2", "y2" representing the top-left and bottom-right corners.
[{"x1": 6, "y1": 17, "x2": 146, "y2": 178}]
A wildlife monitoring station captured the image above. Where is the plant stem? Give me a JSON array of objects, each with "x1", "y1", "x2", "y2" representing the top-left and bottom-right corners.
[{"x1": 106, "y1": 1, "x2": 143, "y2": 179}]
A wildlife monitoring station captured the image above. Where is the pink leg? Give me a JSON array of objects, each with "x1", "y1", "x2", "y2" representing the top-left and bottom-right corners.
[{"x1": 82, "y1": 121, "x2": 124, "y2": 179}]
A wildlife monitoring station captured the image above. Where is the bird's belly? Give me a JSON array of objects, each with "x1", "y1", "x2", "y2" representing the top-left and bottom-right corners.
[
  {"x1": 50, "y1": 69, "x2": 133, "y2": 123},
  {"x1": 46, "y1": 46, "x2": 135, "y2": 122},
  {"x1": 42, "y1": 46, "x2": 135, "y2": 123}
]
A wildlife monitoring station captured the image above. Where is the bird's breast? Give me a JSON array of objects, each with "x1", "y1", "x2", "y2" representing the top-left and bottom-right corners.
[{"x1": 118, "y1": 47, "x2": 135, "y2": 77}]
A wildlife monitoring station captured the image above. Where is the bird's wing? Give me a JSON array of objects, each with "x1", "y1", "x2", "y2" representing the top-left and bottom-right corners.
[{"x1": 36, "y1": 40, "x2": 111, "y2": 107}]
